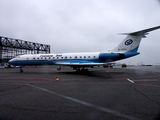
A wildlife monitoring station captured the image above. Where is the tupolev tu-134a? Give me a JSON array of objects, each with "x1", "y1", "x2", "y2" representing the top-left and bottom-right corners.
[{"x1": 9, "y1": 26, "x2": 160, "y2": 72}]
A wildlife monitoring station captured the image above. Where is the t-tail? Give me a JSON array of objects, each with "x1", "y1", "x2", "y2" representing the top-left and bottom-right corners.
[{"x1": 112, "y1": 26, "x2": 160, "y2": 53}]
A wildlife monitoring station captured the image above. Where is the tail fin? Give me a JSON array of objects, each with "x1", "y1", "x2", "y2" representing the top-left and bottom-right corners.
[{"x1": 112, "y1": 26, "x2": 160, "y2": 53}]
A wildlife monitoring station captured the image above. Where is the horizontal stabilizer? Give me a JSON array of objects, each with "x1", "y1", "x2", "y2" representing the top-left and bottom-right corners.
[{"x1": 120, "y1": 25, "x2": 160, "y2": 36}]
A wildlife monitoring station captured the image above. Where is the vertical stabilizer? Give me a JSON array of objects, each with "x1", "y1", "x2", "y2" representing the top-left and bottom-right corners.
[
  {"x1": 112, "y1": 35, "x2": 142, "y2": 53},
  {"x1": 112, "y1": 26, "x2": 160, "y2": 53}
]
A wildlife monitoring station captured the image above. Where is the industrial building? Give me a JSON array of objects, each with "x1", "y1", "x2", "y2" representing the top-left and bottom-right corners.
[{"x1": 0, "y1": 36, "x2": 50, "y2": 64}]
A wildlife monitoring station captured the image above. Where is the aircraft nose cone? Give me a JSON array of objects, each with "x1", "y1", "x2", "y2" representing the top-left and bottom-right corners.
[
  {"x1": 8, "y1": 59, "x2": 13, "y2": 64},
  {"x1": 8, "y1": 60, "x2": 12, "y2": 64}
]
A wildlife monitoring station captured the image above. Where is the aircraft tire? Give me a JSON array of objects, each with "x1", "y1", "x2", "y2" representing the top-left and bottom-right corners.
[
  {"x1": 20, "y1": 69, "x2": 23, "y2": 73},
  {"x1": 76, "y1": 69, "x2": 80, "y2": 73}
]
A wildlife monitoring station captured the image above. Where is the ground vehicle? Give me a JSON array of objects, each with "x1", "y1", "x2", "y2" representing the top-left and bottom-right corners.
[
  {"x1": 103, "y1": 63, "x2": 115, "y2": 68},
  {"x1": 103, "y1": 64, "x2": 113, "y2": 68},
  {"x1": 122, "y1": 63, "x2": 127, "y2": 68}
]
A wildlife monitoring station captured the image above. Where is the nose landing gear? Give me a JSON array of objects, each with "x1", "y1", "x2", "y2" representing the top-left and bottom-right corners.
[{"x1": 19, "y1": 67, "x2": 23, "y2": 73}]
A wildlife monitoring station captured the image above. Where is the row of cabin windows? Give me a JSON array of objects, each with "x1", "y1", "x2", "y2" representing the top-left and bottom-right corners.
[{"x1": 33, "y1": 56, "x2": 96, "y2": 60}]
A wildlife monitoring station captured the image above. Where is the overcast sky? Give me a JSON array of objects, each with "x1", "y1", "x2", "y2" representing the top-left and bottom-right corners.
[{"x1": 0, "y1": 0, "x2": 160, "y2": 65}]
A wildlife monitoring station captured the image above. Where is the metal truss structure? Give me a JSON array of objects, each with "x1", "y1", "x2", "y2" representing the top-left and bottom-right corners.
[{"x1": 0, "y1": 36, "x2": 50, "y2": 63}]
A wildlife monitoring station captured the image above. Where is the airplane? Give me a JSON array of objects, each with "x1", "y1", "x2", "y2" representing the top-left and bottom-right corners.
[{"x1": 9, "y1": 26, "x2": 160, "y2": 73}]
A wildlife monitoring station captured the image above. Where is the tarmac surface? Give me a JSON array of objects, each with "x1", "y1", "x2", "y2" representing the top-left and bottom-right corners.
[{"x1": 0, "y1": 66, "x2": 160, "y2": 120}]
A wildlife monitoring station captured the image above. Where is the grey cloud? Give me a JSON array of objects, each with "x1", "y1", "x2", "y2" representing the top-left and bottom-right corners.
[{"x1": 0, "y1": 0, "x2": 160, "y2": 65}]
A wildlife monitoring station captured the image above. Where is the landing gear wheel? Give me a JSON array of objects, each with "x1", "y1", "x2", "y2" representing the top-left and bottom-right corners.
[
  {"x1": 19, "y1": 69, "x2": 23, "y2": 73},
  {"x1": 85, "y1": 69, "x2": 88, "y2": 72},
  {"x1": 81, "y1": 68, "x2": 89, "y2": 73},
  {"x1": 19, "y1": 67, "x2": 23, "y2": 73},
  {"x1": 76, "y1": 68, "x2": 80, "y2": 73}
]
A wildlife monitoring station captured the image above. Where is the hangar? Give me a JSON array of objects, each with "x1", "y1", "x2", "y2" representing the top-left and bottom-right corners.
[{"x1": 0, "y1": 36, "x2": 50, "y2": 65}]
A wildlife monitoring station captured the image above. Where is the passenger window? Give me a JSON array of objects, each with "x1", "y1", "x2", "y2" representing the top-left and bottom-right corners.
[
  {"x1": 80, "y1": 56, "x2": 82, "y2": 58},
  {"x1": 57, "y1": 57, "x2": 59, "y2": 59},
  {"x1": 88, "y1": 56, "x2": 90, "y2": 58},
  {"x1": 84, "y1": 56, "x2": 86, "y2": 58},
  {"x1": 61, "y1": 57, "x2": 63, "y2": 59},
  {"x1": 75, "y1": 56, "x2": 77, "y2": 59},
  {"x1": 94, "y1": 56, "x2": 96, "y2": 58},
  {"x1": 70, "y1": 57, "x2": 72, "y2": 59},
  {"x1": 53, "y1": 57, "x2": 54, "y2": 59},
  {"x1": 65, "y1": 56, "x2": 67, "y2": 59},
  {"x1": 37, "y1": 58, "x2": 39, "y2": 59},
  {"x1": 48, "y1": 57, "x2": 50, "y2": 59}
]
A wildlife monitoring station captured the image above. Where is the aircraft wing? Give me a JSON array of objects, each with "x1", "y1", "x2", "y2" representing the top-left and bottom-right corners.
[{"x1": 55, "y1": 61, "x2": 104, "y2": 66}]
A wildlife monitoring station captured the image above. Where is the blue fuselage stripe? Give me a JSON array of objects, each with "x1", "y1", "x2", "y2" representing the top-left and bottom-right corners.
[{"x1": 9, "y1": 59, "x2": 101, "y2": 66}]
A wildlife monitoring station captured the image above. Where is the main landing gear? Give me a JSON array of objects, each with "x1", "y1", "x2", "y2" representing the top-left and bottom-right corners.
[{"x1": 76, "y1": 67, "x2": 89, "y2": 73}]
